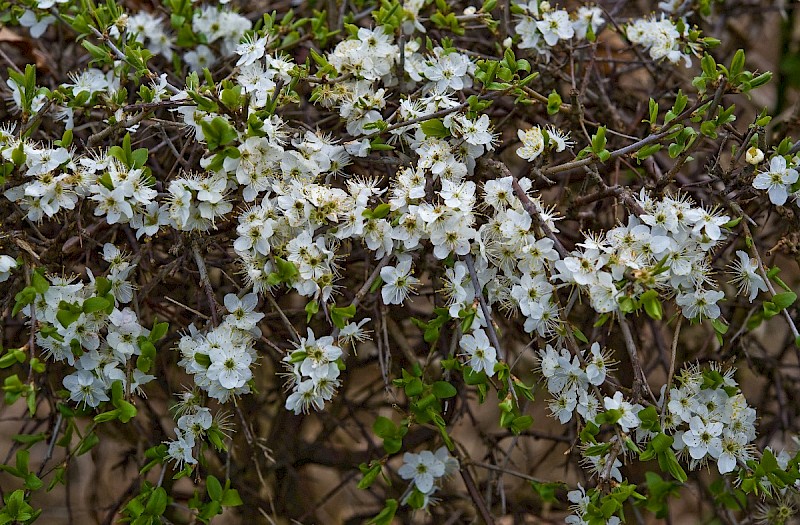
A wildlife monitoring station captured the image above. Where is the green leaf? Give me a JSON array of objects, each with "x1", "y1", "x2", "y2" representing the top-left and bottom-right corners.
[
  {"x1": 12, "y1": 286, "x2": 37, "y2": 317},
  {"x1": 547, "y1": 90, "x2": 562, "y2": 115},
  {"x1": 207, "y1": 426, "x2": 227, "y2": 452},
  {"x1": 591, "y1": 126, "x2": 607, "y2": 153},
  {"x1": 200, "y1": 117, "x2": 238, "y2": 150},
  {"x1": 83, "y1": 296, "x2": 110, "y2": 314},
  {"x1": 76, "y1": 432, "x2": 99, "y2": 456},
  {"x1": 420, "y1": 118, "x2": 450, "y2": 138},
  {"x1": 206, "y1": 475, "x2": 223, "y2": 502},
  {"x1": 463, "y1": 367, "x2": 488, "y2": 385},
  {"x1": 367, "y1": 499, "x2": 398, "y2": 525},
  {"x1": 116, "y1": 400, "x2": 137, "y2": 423},
  {"x1": 729, "y1": 49, "x2": 745, "y2": 78},
  {"x1": 641, "y1": 289, "x2": 663, "y2": 320},
  {"x1": 149, "y1": 321, "x2": 168, "y2": 342},
  {"x1": 711, "y1": 318, "x2": 729, "y2": 335},
  {"x1": 220, "y1": 487, "x2": 243, "y2": 507},
  {"x1": 772, "y1": 291, "x2": 797, "y2": 310},
  {"x1": 662, "y1": 449, "x2": 687, "y2": 482},
  {"x1": 56, "y1": 307, "x2": 80, "y2": 328},
  {"x1": 371, "y1": 203, "x2": 391, "y2": 220},
  {"x1": 94, "y1": 276, "x2": 112, "y2": 297},
  {"x1": 331, "y1": 304, "x2": 356, "y2": 329},
  {"x1": 145, "y1": 487, "x2": 169, "y2": 515},
  {"x1": 510, "y1": 415, "x2": 533, "y2": 434},
  {"x1": 383, "y1": 437, "x2": 402, "y2": 454},
  {"x1": 357, "y1": 463, "x2": 382, "y2": 490},
  {"x1": 31, "y1": 270, "x2": 49, "y2": 294},
  {"x1": 637, "y1": 406, "x2": 660, "y2": 432},
  {"x1": 648, "y1": 98, "x2": 659, "y2": 125},
  {"x1": 12, "y1": 433, "x2": 46, "y2": 447},
  {"x1": 593, "y1": 314, "x2": 610, "y2": 328},
  {"x1": 432, "y1": 381, "x2": 457, "y2": 399},
  {"x1": 94, "y1": 410, "x2": 120, "y2": 423},
  {"x1": 373, "y1": 416, "x2": 397, "y2": 439},
  {"x1": 635, "y1": 144, "x2": 662, "y2": 160},
  {"x1": 194, "y1": 353, "x2": 211, "y2": 368},
  {"x1": 701, "y1": 53, "x2": 717, "y2": 78},
  {"x1": 404, "y1": 377, "x2": 424, "y2": 397},
  {"x1": 305, "y1": 300, "x2": 319, "y2": 322},
  {"x1": 530, "y1": 481, "x2": 564, "y2": 503}
]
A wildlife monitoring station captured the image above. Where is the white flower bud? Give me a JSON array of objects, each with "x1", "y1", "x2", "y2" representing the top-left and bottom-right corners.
[
  {"x1": 463, "y1": 6, "x2": 476, "y2": 15},
  {"x1": 503, "y1": 37, "x2": 513, "y2": 48},
  {"x1": 746, "y1": 146, "x2": 764, "y2": 165}
]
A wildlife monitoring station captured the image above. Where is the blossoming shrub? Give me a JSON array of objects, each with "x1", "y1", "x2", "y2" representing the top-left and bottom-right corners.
[{"x1": 0, "y1": 0, "x2": 799, "y2": 523}]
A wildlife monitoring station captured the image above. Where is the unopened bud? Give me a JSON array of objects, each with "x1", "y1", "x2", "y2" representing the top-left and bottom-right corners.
[
  {"x1": 746, "y1": 146, "x2": 764, "y2": 165},
  {"x1": 503, "y1": 37, "x2": 513, "y2": 48},
  {"x1": 463, "y1": 6, "x2": 476, "y2": 15}
]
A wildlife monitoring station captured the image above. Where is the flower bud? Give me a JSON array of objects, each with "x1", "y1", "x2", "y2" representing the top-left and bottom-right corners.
[
  {"x1": 503, "y1": 37, "x2": 513, "y2": 48},
  {"x1": 746, "y1": 146, "x2": 764, "y2": 165},
  {"x1": 463, "y1": 6, "x2": 476, "y2": 15}
]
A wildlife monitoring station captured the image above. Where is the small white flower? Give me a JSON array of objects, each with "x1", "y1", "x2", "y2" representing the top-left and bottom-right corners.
[
  {"x1": 603, "y1": 392, "x2": 642, "y2": 432},
  {"x1": 676, "y1": 288, "x2": 724, "y2": 320},
  {"x1": 459, "y1": 329, "x2": 498, "y2": 376},
  {"x1": 0, "y1": 255, "x2": 18, "y2": 282},
  {"x1": 235, "y1": 34, "x2": 269, "y2": 67},
  {"x1": 728, "y1": 250, "x2": 767, "y2": 303},
  {"x1": 398, "y1": 450, "x2": 446, "y2": 494},
  {"x1": 536, "y1": 10, "x2": 574, "y2": 46},
  {"x1": 380, "y1": 256, "x2": 420, "y2": 305},
  {"x1": 224, "y1": 293, "x2": 265, "y2": 330},
  {"x1": 166, "y1": 430, "x2": 197, "y2": 469},
  {"x1": 516, "y1": 127, "x2": 545, "y2": 161},
  {"x1": 63, "y1": 370, "x2": 109, "y2": 408},
  {"x1": 683, "y1": 416, "x2": 723, "y2": 460},
  {"x1": 752, "y1": 156, "x2": 799, "y2": 206}
]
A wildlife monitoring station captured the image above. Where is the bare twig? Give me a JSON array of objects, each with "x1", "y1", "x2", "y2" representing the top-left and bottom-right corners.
[{"x1": 191, "y1": 242, "x2": 219, "y2": 327}]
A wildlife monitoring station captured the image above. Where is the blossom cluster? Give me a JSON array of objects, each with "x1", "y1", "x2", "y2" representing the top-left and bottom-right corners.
[
  {"x1": 554, "y1": 190, "x2": 732, "y2": 321},
  {"x1": 668, "y1": 365, "x2": 756, "y2": 474},
  {"x1": 1, "y1": 0, "x2": 795, "y2": 521},
  {"x1": 539, "y1": 342, "x2": 615, "y2": 425},
  {"x1": 15, "y1": 244, "x2": 155, "y2": 408},
  {"x1": 514, "y1": 1, "x2": 605, "y2": 59},
  {"x1": 282, "y1": 328, "x2": 344, "y2": 415},
  {"x1": 176, "y1": 294, "x2": 263, "y2": 403},
  {"x1": 627, "y1": 15, "x2": 692, "y2": 66}
]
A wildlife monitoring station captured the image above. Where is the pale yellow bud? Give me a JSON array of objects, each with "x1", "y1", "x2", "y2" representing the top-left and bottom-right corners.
[{"x1": 746, "y1": 146, "x2": 764, "y2": 165}]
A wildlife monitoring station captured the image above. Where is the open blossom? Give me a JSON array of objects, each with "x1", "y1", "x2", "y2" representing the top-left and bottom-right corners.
[
  {"x1": 207, "y1": 345, "x2": 253, "y2": 389},
  {"x1": 223, "y1": 293, "x2": 265, "y2": 330},
  {"x1": 380, "y1": 256, "x2": 420, "y2": 305},
  {"x1": 752, "y1": 155, "x2": 798, "y2": 206},
  {"x1": 603, "y1": 392, "x2": 642, "y2": 432},
  {"x1": 676, "y1": 288, "x2": 724, "y2": 320},
  {"x1": 235, "y1": 34, "x2": 269, "y2": 67},
  {"x1": 63, "y1": 370, "x2": 109, "y2": 408},
  {"x1": 0, "y1": 255, "x2": 18, "y2": 282},
  {"x1": 536, "y1": 9, "x2": 574, "y2": 46},
  {"x1": 459, "y1": 329, "x2": 498, "y2": 376},
  {"x1": 398, "y1": 450, "x2": 446, "y2": 494},
  {"x1": 516, "y1": 127, "x2": 545, "y2": 161},
  {"x1": 682, "y1": 416, "x2": 723, "y2": 460},
  {"x1": 728, "y1": 250, "x2": 767, "y2": 302}
]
